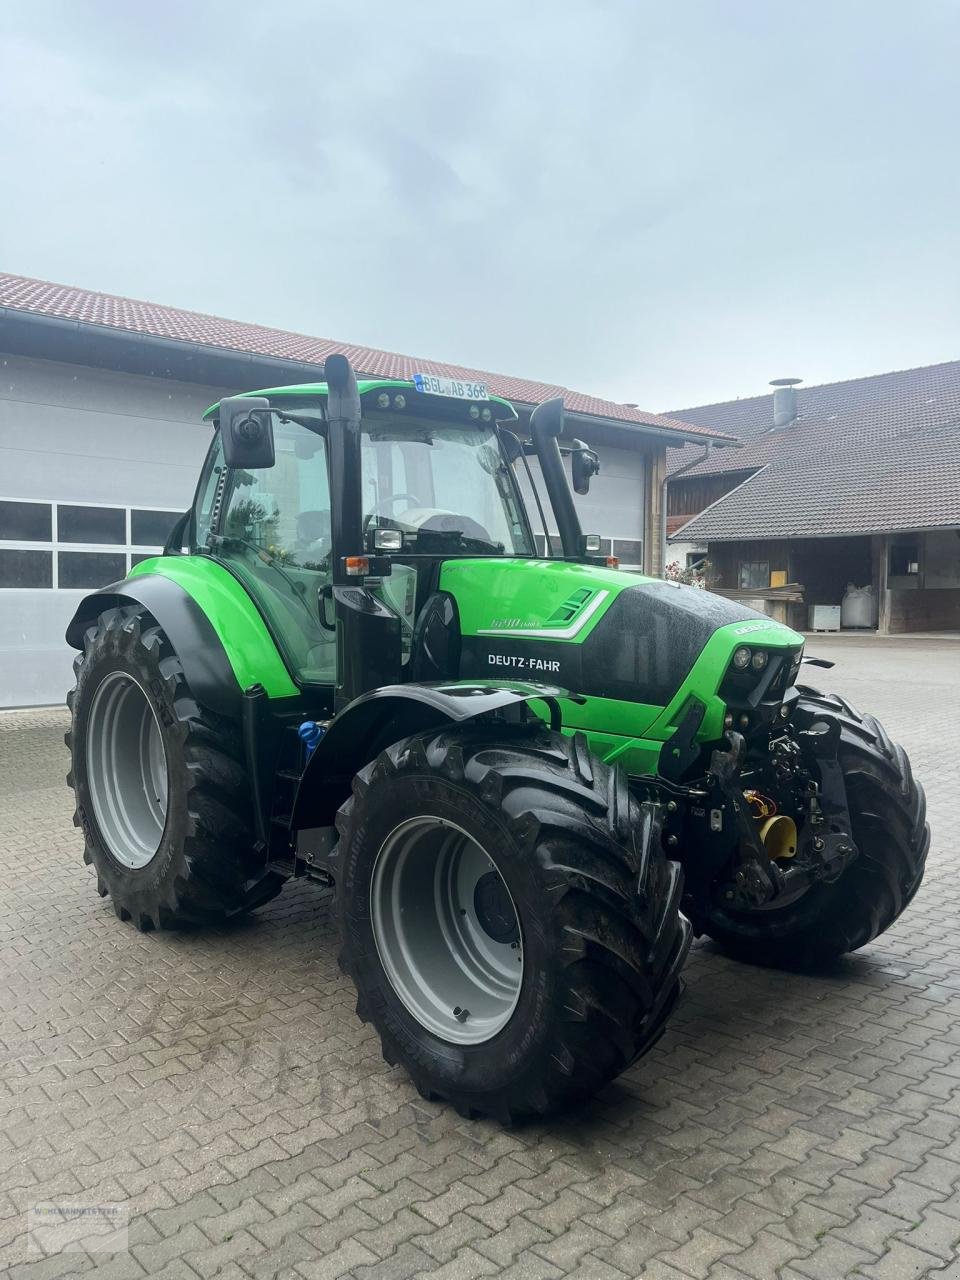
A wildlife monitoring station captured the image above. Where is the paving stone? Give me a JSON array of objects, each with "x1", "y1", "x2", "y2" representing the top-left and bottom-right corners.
[
  {"x1": 412, "y1": 1210, "x2": 488, "y2": 1263},
  {"x1": 792, "y1": 1235, "x2": 881, "y2": 1280},
  {"x1": 891, "y1": 1208, "x2": 960, "y2": 1265},
  {"x1": 870, "y1": 1172, "x2": 952, "y2": 1218},
  {"x1": 711, "y1": 1198, "x2": 783, "y2": 1248},
  {"x1": 351, "y1": 1240, "x2": 438, "y2": 1280},
  {"x1": 592, "y1": 1221, "x2": 679, "y2": 1273},
  {"x1": 717, "y1": 1229, "x2": 809, "y2": 1280},
  {"x1": 859, "y1": 1239, "x2": 948, "y2": 1279},
  {"x1": 464, "y1": 1183, "x2": 542, "y2": 1232},
  {"x1": 472, "y1": 1214, "x2": 553, "y2": 1266},
  {"x1": 644, "y1": 1193, "x2": 723, "y2": 1244},
  {"x1": 414, "y1": 1181, "x2": 488, "y2": 1227},
  {"x1": 531, "y1": 1222, "x2": 613, "y2": 1269},
  {"x1": 412, "y1": 1245, "x2": 499, "y2": 1280},
  {"x1": 563, "y1": 1260, "x2": 632, "y2": 1280},
  {"x1": 295, "y1": 1238, "x2": 377, "y2": 1279},
  {"x1": 835, "y1": 1204, "x2": 918, "y2": 1253},
  {"x1": 650, "y1": 1226, "x2": 736, "y2": 1278}
]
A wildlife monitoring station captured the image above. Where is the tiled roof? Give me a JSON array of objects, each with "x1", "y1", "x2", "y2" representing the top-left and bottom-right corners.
[
  {"x1": 0, "y1": 273, "x2": 726, "y2": 443},
  {"x1": 667, "y1": 360, "x2": 960, "y2": 477},
  {"x1": 670, "y1": 361, "x2": 960, "y2": 541}
]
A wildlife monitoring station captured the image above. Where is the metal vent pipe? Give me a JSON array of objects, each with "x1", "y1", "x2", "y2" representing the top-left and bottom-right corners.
[{"x1": 770, "y1": 377, "x2": 802, "y2": 428}]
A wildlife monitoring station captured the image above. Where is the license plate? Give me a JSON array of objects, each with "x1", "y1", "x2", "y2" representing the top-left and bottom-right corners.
[{"x1": 413, "y1": 372, "x2": 488, "y2": 401}]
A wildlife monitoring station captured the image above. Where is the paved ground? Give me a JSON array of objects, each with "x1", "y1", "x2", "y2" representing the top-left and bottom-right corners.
[{"x1": 2, "y1": 635, "x2": 958, "y2": 1280}]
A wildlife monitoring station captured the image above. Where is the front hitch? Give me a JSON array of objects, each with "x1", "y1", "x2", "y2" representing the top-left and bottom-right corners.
[
  {"x1": 709, "y1": 724, "x2": 859, "y2": 910},
  {"x1": 708, "y1": 732, "x2": 786, "y2": 908},
  {"x1": 789, "y1": 716, "x2": 859, "y2": 885}
]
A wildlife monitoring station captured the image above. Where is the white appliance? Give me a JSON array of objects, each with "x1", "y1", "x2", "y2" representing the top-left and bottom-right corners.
[{"x1": 810, "y1": 604, "x2": 842, "y2": 632}]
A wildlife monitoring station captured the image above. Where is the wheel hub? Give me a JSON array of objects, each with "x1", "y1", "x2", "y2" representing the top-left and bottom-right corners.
[
  {"x1": 85, "y1": 671, "x2": 169, "y2": 869},
  {"x1": 369, "y1": 817, "x2": 523, "y2": 1046},
  {"x1": 473, "y1": 871, "x2": 519, "y2": 944}
]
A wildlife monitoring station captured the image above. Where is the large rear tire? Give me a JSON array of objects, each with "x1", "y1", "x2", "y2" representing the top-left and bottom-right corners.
[
  {"x1": 335, "y1": 723, "x2": 690, "y2": 1122},
  {"x1": 699, "y1": 690, "x2": 929, "y2": 968},
  {"x1": 66, "y1": 605, "x2": 284, "y2": 930}
]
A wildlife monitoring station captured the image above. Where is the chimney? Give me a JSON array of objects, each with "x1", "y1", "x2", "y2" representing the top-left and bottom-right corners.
[{"x1": 770, "y1": 377, "x2": 801, "y2": 429}]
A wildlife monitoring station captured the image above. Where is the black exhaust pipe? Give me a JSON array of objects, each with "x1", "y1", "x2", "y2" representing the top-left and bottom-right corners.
[
  {"x1": 324, "y1": 353, "x2": 363, "y2": 584},
  {"x1": 529, "y1": 397, "x2": 582, "y2": 558}
]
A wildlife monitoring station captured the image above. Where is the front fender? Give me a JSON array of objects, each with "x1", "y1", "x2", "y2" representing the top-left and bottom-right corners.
[
  {"x1": 65, "y1": 573, "x2": 245, "y2": 718},
  {"x1": 291, "y1": 680, "x2": 571, "y2": 831}
]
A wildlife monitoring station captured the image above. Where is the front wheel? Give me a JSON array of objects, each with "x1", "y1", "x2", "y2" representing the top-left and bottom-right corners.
[
  {"x1": 335, "y1": 725, "x2": 690, "y2": 1123},
  {"x1": 66, "y1": 604, "x2": 284, "y2": 929},
  {"x1": 697, "y1": 690, "x2": 929, "y2": 968}
]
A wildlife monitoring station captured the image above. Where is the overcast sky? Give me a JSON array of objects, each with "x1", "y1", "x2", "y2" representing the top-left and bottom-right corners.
[{"x1": 1, "y1": 1, "x2": 958, "y2": 411}]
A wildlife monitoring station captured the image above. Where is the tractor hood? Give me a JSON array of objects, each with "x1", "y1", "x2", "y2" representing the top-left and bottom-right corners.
[{"x1": 442, "y1": 559, "x2": 802, "y2": 710}]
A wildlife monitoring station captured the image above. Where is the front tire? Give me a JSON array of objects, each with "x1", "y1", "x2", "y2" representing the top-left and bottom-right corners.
[
  {"x1": 335, "y1": 724, "x2": 689, "y2": 1122},
  {"x1": 699, "y1": 690, "x2": 929, "y2": 967},
  {"x1": 66, "y1": 605, "x2": 284, "y2": 930}
]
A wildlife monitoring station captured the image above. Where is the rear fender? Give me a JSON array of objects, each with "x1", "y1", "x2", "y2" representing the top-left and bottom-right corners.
[
  {"x1": 65, "y1": 574, "x2": 243, "y2": 718},
  {"x1": 291, "y1": 680, "x2": 571, "y2": 830}
]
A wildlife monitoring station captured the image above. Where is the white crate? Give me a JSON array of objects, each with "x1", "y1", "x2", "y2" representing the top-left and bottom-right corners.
[{"x1": 810, "y1": 604, "x2": 841, "y2": 632}]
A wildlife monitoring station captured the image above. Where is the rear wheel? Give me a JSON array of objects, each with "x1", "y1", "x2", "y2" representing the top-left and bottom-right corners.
[
  {"x1": 699, "y1": 690, "x2": 929, "y2": 967},
  {"x1": 335, "y1": 723, "x2": 690, "y2": 1122},
  {"x1": 66, "y1": 605, "x2": 284, "y2": 929}
]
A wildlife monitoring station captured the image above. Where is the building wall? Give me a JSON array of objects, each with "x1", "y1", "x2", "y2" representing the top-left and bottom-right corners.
[
  {"x1": 886, "y1": 588, "x2": 960, "y2": 632},
  {"x1": 922, "y1": 529, "x2": 960, "y2": 588},
  {"x1": 878, "y1": 529, "x2": 960, "y2": 633},
  {"x1": 703, "y1": 530, "x2": 960, "y2": 634},
  {"x1": 516, "y1": 440, "x2": 647, "y2": 569},
  {"x1": 0, "y1": 353, "x2": 228, "y2": 707},
  {"x1": 705, "y1": 536, "x2": 872, "y2": 602},
  {"x1": 666, "y1": 470, "x2": 755, "y2": 573},
  {"x1": 667, "y1": 470, "x2": 755, "y2": 524}
]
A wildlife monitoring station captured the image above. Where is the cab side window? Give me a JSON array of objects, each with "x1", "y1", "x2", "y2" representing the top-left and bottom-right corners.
[{"x1": 215, "y1": 421, "x2": 336, "y2": 686}]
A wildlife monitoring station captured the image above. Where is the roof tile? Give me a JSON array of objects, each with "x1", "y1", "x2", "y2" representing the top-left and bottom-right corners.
[
  {"x1": 0, "y1": 273, "x2": 725, "y2": 442},
  {"x1": 671, "y1": 362, "x2": 960, "y2": 540}
]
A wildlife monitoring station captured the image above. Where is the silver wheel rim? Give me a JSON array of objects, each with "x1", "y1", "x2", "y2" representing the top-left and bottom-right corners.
[
  {"x1": 86, "y1": 671, "x2": 169, "y2": 869},
  {"x1": 370, "y1": 817, "x2": 523, "y2": 1045}
]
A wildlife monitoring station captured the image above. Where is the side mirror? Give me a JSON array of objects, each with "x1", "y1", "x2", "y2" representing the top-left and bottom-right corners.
[
  {"x1": 571, "y1": 438, "x2": 600, "y2": 494},
  {"x1": 220, "y1": 396, "x2": 275, "y2": 469}
]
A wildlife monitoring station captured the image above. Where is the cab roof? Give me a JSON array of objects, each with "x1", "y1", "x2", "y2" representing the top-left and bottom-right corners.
[{"x1": 203, "y1": 379, "x2": 518, "y2": 422}]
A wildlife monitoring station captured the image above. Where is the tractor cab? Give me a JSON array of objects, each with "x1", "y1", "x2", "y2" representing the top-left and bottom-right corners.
[{"x1": 195, "y1": 365, "x2": 586, "y2": 708}]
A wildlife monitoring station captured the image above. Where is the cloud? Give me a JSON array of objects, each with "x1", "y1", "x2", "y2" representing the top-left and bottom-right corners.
[{"x1": 1, "y1": 0, "x2": 959, "y2": 409}]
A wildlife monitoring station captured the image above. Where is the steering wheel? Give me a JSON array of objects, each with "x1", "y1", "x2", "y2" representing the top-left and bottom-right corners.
[{"x1": 363, "y1": 492, "x2": 423, "y2": 531}]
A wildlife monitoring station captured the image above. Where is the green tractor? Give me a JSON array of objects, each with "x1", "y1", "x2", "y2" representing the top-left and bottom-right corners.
[{"x1": 65, "y1": 357, "x2": 929, "y2": 1121}]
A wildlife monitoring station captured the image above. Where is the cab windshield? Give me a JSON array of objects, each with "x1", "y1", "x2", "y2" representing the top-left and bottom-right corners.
[{"x1": 361, "y1": 419, "x2": 534, "y2": 556}]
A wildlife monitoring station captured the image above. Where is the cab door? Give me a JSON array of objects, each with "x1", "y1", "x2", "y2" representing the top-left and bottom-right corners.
[{"x1": 196, "y1": 418, "x2": 337, "y2": 688}]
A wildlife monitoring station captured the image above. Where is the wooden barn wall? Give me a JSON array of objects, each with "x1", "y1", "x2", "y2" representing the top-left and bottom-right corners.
[
  {"x1": 667, "y1": 471, "x2": 756, "y2": 518},
  {"x1": 706, "y1": 536, "x2": 873, "y2": 606}
]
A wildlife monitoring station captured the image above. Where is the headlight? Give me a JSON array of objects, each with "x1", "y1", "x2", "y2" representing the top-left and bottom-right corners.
[
  {"x1": 751, "y1": 649, "x2": 768, "y2": 671},
  {"x1": 376, "y1": 392, "x2": 390, "y2": 409},
  {"x1": 732, "y1": 646, "x2": 751, "y2": 670}
]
